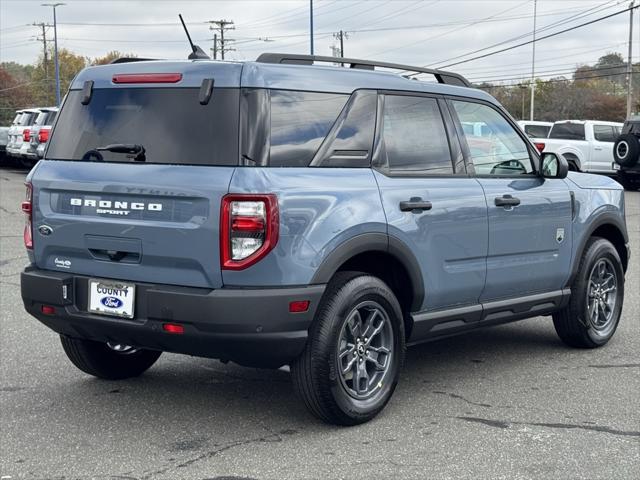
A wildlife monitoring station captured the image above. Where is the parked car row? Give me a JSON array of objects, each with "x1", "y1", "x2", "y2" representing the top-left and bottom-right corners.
[{"x1": 2, "y1": 107, "x2": 58, "y2": 168}]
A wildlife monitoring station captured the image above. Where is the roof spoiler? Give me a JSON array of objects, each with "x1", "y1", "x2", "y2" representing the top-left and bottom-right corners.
[
  {"x1": 110, "y1": 57, "x2": 161, "y2": 64},
  {"x1": 256, "y1": 53, "x2": 471, "y2": 88}
]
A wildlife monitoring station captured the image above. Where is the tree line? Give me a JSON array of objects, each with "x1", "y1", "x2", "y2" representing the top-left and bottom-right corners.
[{"x1": 0, "y1": 49, "x2": 637, "y2": 125}]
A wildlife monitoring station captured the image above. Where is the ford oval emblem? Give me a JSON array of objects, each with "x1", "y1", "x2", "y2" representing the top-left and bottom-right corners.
[
  {"x1": 101, "y1": 296, "x2": 123, "y2": 309},
  {"x1": 38, "y1": 225, "x2": 53, "y2": 236}
]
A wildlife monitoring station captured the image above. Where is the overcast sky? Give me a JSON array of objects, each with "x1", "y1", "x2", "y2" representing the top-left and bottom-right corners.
[{"x1": 0, "y1": 0, "x2": 636, "y2": 85}]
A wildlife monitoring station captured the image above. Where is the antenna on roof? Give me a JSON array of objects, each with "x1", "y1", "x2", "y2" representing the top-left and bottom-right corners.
[{"x1": 179, "y1": 14, "x2": 210, "y2": 60}]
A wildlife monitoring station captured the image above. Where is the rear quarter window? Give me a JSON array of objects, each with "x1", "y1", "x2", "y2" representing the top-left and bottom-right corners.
[{"x1": 269, "y1": 91, "x2": 348, "y2": 167}]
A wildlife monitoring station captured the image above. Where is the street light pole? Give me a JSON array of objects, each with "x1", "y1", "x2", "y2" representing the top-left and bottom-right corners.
[
  {"x1": 42, "y1": 3, "x2": 64, "y2": 107},
  {"x1": 626, "y1": 0, "x2": 635, "y2": 119},
  {"x1": 310, "y1": 0, "x2": 314, "y2": 55}
]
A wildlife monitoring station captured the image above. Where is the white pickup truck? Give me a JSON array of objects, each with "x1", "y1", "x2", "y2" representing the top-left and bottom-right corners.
[{"x1": 534, "y1": 120, "x2": 622, "y2": 173}]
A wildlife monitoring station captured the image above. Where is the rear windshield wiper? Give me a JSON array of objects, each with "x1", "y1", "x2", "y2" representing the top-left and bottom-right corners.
[{"x1": 97, "y1": 143, "x2": 146, "y2": 162}]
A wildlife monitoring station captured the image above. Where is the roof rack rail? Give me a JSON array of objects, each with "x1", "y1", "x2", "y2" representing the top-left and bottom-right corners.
[
  {"x1": 256, "y1": 53, "x2": 471, "y2": 88},
  {"x1": 110, "y1": 57, "x2": 160, "y2": 64}
]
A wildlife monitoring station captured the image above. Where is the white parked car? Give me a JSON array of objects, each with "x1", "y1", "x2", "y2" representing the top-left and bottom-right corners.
[
  {"x1": 6, "y1": 109, "x2": 40, "y2": 159},
  {"x1": 533, "y1": 120, "x2": 623, "y2": 173},
  {"x1": 517, "y1": 120, "x2": 553, "y2": 139}
]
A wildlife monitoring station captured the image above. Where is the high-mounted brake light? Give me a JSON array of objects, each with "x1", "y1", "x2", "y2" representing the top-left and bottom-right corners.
[
  {"x1": 220, "y1": 194, "x2": 279, "y2": 270},
  {"x1": 112, "y1": 73, "x2": 183, "y2": 84},
  {"x1": 534, "y1": 142, "x2": 546, "y2": 153},
  {"x1": 38, "y1": 127, "x2": 51, "y2": 143},
  {"x1": 22, "y1": 129, "x2": 30, "y2": 142},
  {"x1": 22, "y1": 182, "x2": 33, "y2": 250}
]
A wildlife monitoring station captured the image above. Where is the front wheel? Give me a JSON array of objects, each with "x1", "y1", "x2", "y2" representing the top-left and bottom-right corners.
[
  {"x1": 553, "y1": 238, "x2": 624, "y2": 348},
  {"x1": 291, "y1": 273, "x2": 405, "y2": 425},
  {"x1": 60, "y1": 336, "x2": 162, "y2": 380}
]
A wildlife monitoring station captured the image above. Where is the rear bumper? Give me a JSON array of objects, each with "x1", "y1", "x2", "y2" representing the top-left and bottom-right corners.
[{"x1": 21, "y1": 266, "x2": 325, "y2": 368}]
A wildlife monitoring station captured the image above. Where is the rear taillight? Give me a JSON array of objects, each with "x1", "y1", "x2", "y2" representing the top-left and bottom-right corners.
[
  {"x1": 38, "y1": 127, "x2": 50, "y2": 143},
  {"x1": 22, "y1": 129, "x2": 30, "y2": 142},
  {"x1": 22, "y1": 182, "x2": 33, "y2": 250},
  {"x1": 220, "y1": 194, "x2": 279, "y2": 270},
  {"x1": 534, "y1": 142, "x2": 546, "y2": 153}
]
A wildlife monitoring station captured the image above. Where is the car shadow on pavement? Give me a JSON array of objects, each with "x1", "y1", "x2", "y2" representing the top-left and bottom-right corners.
[{"x1": 41, "y1": 317, "x2": 570, "y2": 429}]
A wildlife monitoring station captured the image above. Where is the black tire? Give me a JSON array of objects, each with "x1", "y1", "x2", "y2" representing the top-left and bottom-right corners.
[
  {"x1": 553, "y1": 238, "x2": 624, "y2": 348},
  {"x1": 60, "y1": 335, "x2": 162, "y2": 380},
  {"x1": 613, "y1": 134, "x2": 640, "y2": 167},
  {"x1": 291, "y1": 272, "x2": 405, "y2": 426},
  {"x1": 617, "y1": 171, "x2": 640, "y2": 191}
]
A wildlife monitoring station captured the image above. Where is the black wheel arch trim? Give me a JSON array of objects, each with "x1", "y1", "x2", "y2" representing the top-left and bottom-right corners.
[
  {"x1": 310, "y1": 233, "x2": 425, "y2": 312},
  {"x1": 566, "y1": 212, "x2": 629, "y2": 288}
]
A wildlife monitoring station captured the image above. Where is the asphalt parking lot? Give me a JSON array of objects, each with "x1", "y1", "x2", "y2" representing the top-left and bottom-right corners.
[{"x1": 0, "y1": 166, "x2": 638, "y2": 480}]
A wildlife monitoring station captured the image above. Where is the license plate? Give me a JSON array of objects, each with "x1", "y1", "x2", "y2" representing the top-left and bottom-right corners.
[
  {"x1": 88, "y1": 279, "x2": 135, "y2": 318},
  {"x1": 613, "y1": 163, "x2": 621, "y2": 170}
]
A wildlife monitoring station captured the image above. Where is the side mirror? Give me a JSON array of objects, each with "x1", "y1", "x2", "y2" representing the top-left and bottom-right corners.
[{"x1": 541, "y1": 152, "x2": 568, "y2": 179}]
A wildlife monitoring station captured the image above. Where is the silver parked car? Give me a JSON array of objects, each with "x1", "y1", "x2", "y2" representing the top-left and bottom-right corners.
[
  {"x1": 7, "y1": 109, "x2": 40, "y2": 161},
  {"x1": 22, "y1": 107, "x2": 58, "y2": 166}
]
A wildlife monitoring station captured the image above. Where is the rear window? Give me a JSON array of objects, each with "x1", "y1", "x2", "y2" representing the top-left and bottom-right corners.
[
  {"x1": 45, "y1": 110, "x2": 57, "y2": 126},
  {"x1": 549, "y1": 123, "x2": 585, "y2": 141},
  {"x1": 12, "y1": 113, "x2": 22, "y2": 124},
  {"x1": 18, "y1": 112, "x2": 35, "y2": 126},
  {"x1": 34, "y1": 111, "x2": 52, "y2": 126},
  {"x1": 524, "y1": 124, "x2": 551, "y2": 138},
  {"x1": 47, "y1": 88, "x2": 239, "y2": 165}
]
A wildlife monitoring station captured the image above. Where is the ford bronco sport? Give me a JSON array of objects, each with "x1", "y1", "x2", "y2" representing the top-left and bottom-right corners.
[{"x1": 21, "y1": 53, "x2": 629, "y2": 425}]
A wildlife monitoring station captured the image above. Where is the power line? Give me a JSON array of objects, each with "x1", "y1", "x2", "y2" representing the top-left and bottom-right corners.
[
  {"x1": 435, "y1": 3, "x2": 637, "y2": 70},
  {"x1": 476, "y1": 69, "x2": 640, "y2": 88}
]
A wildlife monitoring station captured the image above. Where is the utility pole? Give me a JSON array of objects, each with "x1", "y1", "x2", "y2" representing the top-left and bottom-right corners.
[
  {"x1": 34, "y1": 23, "x2": 50, "y2": 90},
  {"x1": 310, "y1": 0, "x2": 314, "y2": 55},
  {"x1": 207, "y1": 20, "x2": 234, "y2": 60},
  {"x1": 530, "y1": 0, "x2": 537, "y2": 121},
  {"x1": 212, "y1": 33, "x2": 218, "y2": 60},
  {"x1": 42, "y1": 3, "x2": 64, "y2": 107},
  {"x1": 627, "y1": 1, "x2": 635, "y2": 119},
  {"x1": 333, "y1": 30, "x2": 348, "y2": 57},
  {"x1": 34, "y1": 22, "x2": 52, "y2": 104}
]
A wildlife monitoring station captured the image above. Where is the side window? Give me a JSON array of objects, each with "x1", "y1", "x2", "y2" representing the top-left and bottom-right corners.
[
  {"x1": 269, "y1": 90, "x2": 348, "y2": 167},
  {"x1": 452, "y1": 100, "x2": 534, "y2": 176},
  {"x1": 593, "y1": 125, "x2": 616, "y2": 142},
  {"x1": 382, "y1": 95, "x2": 453, "y2": 174}
]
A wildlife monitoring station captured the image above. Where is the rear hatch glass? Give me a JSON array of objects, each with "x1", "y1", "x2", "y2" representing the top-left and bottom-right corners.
[{"x1": 47, "y1": 87, "x2": 239, "y2": 165}]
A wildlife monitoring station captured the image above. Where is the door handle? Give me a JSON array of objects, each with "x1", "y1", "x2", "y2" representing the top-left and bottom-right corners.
[
  {"x1": 494, "y1": 194, "x2": 521, "y2": 207},
  {"x1": 594, "y1": 147, "x2": 603, "y2": 151},
  {"x1": 400, "y1": 197, "x2": 432, "y2": 212}
]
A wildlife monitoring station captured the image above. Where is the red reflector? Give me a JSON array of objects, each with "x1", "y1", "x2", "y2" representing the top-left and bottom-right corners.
[
  {"x1": 289, "y1": 300, "x2": 310, "y2": 313},
  {"x1": 534, "y1": 142, "x2": 546, "y2": 153},
  {"x1": 41, "y1": 305, "x2": 56, "y2": 315},
  {"x1": 162, "y1": 323, "x2": 184, "y2": 334},
  {"x1": 112, "y1": 73, "x2": 183, "y2": 84},
  {"x1": 21, "y1": 201, "x2": 31, "y2": 214},
  {"x1": 232, "y1": 216, "x2": 265, "y2": 231}
]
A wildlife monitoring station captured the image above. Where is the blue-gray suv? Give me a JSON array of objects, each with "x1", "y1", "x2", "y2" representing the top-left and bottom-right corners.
[{"x1": 20, "y1": 53, "x2": 630, "y2": 425}]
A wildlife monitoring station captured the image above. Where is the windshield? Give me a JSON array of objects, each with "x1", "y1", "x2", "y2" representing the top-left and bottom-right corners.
[
  {"x1": 47, "y1": 87, "x2": 239, "y2": 165},
  {"x1": 549, "y1": 123, "x2": 585, "y2": 141}
]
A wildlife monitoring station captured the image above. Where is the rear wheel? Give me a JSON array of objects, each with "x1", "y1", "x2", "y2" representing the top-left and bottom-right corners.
[
  {"x1": 60, "y1": 335, "x2": 162, "y2": 380},
  {"x1": 291, "y1": 273, "x2": 405, "y2": 425},
  {"x1": 553, "y1": 238, "x2": 624, "y2": 348}
]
